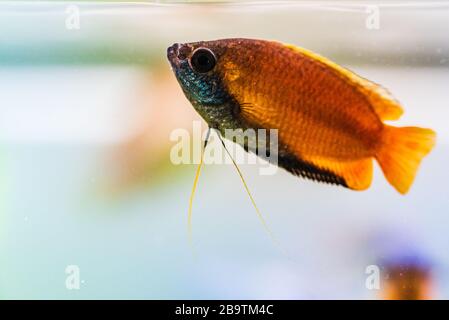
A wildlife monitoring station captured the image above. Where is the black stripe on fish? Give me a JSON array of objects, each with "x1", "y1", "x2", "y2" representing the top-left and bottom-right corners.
[
  {"x1": 277, "y1": 151, "x2": 348, "y2": 187},
  {"x1": 233, "y1": 132, "x2": 349, "y2": 188}
]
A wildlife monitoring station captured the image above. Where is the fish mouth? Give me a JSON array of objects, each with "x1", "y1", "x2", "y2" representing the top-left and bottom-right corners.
[
  {"x1": 167, "y1": 43, "x2": 192, "y2": 69},
  {"x1": 167, "y1": 43, "x2": 180, "y2": 68}
]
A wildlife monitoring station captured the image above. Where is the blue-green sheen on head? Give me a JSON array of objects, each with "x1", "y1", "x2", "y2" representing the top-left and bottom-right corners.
[
  {"x1": 167, "y1": 43, "x2": 228, "y2": 106},
  {"x1": 167, "y1": 41, "x2": 245, "y2": 130},
  {"x1": 175, "y1": 65, "x2": 227, "y2": 105}
]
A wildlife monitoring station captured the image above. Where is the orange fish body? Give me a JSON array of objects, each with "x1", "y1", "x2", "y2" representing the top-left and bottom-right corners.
[{"x1": 167, "y1": 38, "x2": 436, "y2": 194}]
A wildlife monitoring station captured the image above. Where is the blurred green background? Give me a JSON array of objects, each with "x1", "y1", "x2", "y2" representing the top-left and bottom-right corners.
[{"x1": 0, "y1": 1, "x2": 448, "y2": 299}]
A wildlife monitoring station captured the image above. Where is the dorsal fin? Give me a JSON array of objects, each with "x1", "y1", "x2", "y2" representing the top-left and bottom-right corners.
[{"x1": 284, "y1": 43, "x2": 404, "y2": 121}]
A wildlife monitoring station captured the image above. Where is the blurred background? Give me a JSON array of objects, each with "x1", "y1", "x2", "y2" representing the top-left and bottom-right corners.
[{"x1": 0, "y1": 0, "x2": 448, "y2": 299}]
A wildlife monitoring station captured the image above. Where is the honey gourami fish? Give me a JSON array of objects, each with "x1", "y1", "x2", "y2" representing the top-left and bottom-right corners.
[{"x1": 167, "y1": 38, "x2": 436, "y2": 194}]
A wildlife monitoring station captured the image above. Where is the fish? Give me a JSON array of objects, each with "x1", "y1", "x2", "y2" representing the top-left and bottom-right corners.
[{"x1": 167, "y1": 38, "x2": 436, "y2": 194}]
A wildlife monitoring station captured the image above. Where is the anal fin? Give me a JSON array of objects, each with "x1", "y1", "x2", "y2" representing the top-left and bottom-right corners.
[{"x1": 311, "y1": 157, "x2": 373, "y2": 190}]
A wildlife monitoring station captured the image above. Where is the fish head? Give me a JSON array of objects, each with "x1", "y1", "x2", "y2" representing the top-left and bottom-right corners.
[{"x1": 167, "y1": 40, "x2": 243, "y2": 128}]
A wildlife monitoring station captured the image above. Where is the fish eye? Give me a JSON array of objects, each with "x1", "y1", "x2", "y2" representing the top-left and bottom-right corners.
[{"x1": 190, "y1": 48, "x2": 216, "y2": 73}]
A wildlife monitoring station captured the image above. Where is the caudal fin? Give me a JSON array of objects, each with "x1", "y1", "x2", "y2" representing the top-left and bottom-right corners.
[{"x1": 376, "y1": 125, "x2": 436, "y2": 194}]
